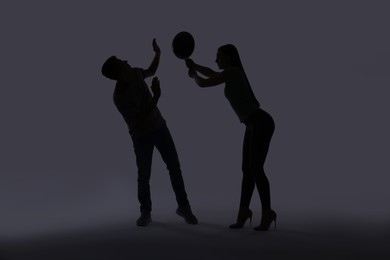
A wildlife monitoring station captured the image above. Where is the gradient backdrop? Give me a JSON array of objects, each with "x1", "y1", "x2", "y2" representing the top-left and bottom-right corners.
[{"x1": 1, "y1": 1, "x2": 389, "y2": 259}]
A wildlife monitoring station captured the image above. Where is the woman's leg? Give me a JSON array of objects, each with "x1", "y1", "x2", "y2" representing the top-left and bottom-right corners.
[
  {"x1": 239, "y1": 125, "x2": 256, "y2": 209},
  {"x1": 229, "y1": 126, "x2": 256, "y2": 228},
  {"x1": 250, "y1": 111, "x2": 275, "y2": 210}
]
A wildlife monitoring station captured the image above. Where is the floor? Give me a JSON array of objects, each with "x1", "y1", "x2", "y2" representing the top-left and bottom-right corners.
[{"x1": 1, "y1": 209, "x2": 389, "y2": 260}]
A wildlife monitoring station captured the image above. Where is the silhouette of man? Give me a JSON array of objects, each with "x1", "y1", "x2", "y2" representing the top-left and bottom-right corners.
[{"x1": 101, "y1": 39, "x2": 197, "y2": 226}]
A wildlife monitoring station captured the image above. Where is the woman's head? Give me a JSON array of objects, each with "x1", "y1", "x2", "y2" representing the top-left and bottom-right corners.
[
  {"x1": 216, "y1": 44, "x2": 254, "y2": 92},
  {"x1": 216, "y1": 44, "x2": 244, "y2": 70}
]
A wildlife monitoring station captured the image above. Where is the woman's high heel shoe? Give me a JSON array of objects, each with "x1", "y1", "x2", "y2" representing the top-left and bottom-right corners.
[
  {"x1": 229, "y1": 208, "x2": 253, "y2": 229},
  {"x1": 254, "y1": 209, "x2": 277, "y2": 231}
]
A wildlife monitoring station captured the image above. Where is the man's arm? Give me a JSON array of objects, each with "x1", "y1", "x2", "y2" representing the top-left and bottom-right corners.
[
  {"x1": 143, "y1": 39, "x2": 161, "y2": 78},
  {"x1": 138, "y1": 77, "x2": 161, "y2": 121}
]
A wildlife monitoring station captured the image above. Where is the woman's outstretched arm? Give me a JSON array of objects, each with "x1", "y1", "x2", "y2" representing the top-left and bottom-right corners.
[
  {"x1": 188, "y1": 69, "x2": 225, "y2": 88},
  {"x1": 186, "y1": 59, "x2": 219, "y2": 78}
]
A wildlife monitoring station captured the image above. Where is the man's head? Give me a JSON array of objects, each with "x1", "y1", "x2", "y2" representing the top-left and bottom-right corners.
[{"x1": 101, "y1": 56, "x2": 131, "y2": 81}]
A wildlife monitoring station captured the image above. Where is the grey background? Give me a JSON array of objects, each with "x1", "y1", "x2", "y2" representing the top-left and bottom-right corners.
[{"x1": 1, "y1": 1, "x2": 389, "y2": 259}]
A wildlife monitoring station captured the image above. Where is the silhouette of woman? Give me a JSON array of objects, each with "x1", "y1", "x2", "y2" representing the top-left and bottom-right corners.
[{"x1": 186, "y1": 44, "x2": 276, "y2": 231}]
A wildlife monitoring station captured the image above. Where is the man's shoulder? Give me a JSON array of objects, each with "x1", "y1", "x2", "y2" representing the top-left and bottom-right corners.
[{"x1": 133, "y1": 67, "x2": 145, "y2": 75}]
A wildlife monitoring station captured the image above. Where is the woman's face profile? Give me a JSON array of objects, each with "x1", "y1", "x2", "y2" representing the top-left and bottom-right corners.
[{"x1": 215, "y1": 50, "x2": 230, "y2": 70}]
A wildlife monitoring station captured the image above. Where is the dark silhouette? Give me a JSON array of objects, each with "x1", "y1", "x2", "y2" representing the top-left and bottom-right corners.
[
  {"x1": 186, "y1": 44, "x2": 276, "y2": 231},
  {"x1": 101, "y1": 39, "x2": 198, "y2": 226}
]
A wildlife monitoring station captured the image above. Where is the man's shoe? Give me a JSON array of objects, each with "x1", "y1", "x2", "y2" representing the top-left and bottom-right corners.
[
  {"x1": 176, "y1": 205, "x2": 198, "y2": 225},
  {"x1": 136, "y1": 212, "x2": 152, "y2": 227}
]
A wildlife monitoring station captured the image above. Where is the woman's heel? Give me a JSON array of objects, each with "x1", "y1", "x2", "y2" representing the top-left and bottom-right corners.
[
  {"x1": 229, "y1": 208, "x2": 253, "y2": 229},
  {"x1": 254, "y1": 209, "x2": 277, "y2": 231},
  {"x1": 274, "y1": 216, "x2": 277, "y2": 229}
]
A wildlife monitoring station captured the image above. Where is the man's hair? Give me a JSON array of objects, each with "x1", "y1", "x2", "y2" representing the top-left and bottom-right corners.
[{"x1": 101, "y1": 56, "x2": 120, "y2": 80}]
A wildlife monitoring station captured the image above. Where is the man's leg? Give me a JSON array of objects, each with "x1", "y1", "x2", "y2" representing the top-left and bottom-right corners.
[
  {"x1": 154, "y1": 125, "x2": 198, "y2": 224},
  {"x1": 132, "y1": 134, "x2": 155, "y2": 226}
]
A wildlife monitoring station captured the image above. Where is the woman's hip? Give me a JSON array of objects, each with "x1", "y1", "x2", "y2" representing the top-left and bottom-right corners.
[{"x1": 244, "y1": 108, "x2": 275, "y2": 129}]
